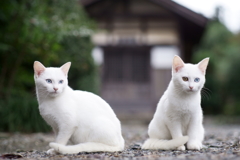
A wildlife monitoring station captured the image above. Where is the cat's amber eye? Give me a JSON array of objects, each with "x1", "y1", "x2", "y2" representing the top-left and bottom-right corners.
[{"x1": 182, "y1": 77, "x2": 188, "y2": 81}]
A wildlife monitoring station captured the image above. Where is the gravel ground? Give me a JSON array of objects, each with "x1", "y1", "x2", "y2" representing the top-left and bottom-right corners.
[{"x1": 1, "y1": 117, "x2": 240, "y2": 160}]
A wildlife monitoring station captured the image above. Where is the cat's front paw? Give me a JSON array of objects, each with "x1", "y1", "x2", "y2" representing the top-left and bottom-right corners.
[
  {"x1": 187, "y1": 141, "x2": 202, "y2": 150},
  {"x1": 46, "y1": 148, "x2": 57, "y2": 155},
  {"x1": 177, "y1": 145, "x2": 186, "y2": 151}
]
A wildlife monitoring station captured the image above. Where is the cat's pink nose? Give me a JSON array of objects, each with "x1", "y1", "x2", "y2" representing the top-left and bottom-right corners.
[
  {"x1": 53, "y1": 88, "x2": 58, "y2": 91},
  {"x1": 189, "y1": 86, "x2": 193, "y2": 90}
]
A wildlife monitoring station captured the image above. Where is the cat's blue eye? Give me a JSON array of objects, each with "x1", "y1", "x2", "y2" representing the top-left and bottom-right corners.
[
  {"x1": 194, "y1": 78, "x2": 200, "y2": 83},
  {"x1": 46, "y1": 79, "x2": 52, "y2": 83},
  {"x1": 59, "y1": 80, "x2": 64, "y2": 84}
]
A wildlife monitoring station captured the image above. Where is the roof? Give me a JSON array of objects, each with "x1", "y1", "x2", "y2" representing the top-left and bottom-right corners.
[
  {"x1": 80, "y1": 0, "x2": 208, "y2": 61},
  {"x1": 80, "y1": 0, "x2": 208, "y2": 28},
  {"x1": 150, "y1": 0, "x2": 207, "y2": 27}
]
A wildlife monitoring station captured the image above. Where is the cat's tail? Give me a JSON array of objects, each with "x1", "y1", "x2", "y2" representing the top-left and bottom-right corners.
[
  {"x1": 142, "y1": 136, "x2": 188, "y2": 150},
  {"x1": 49, "y1": 142, "x2": 123, "y2": 154}
]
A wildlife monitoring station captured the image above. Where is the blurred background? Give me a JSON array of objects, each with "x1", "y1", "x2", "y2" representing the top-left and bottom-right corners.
[{"x1": 0, "y1": 0, "x2": 240, "y2": 133}]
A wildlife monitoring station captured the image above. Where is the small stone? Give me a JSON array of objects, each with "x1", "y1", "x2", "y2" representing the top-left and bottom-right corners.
[
  {"x1": 16, "y1": 149, "x2": 25, "y2": 153},
  {"x1": 209, "y1": 143, "x2": 223, "y2": 148},
  {"x1": 130, "y1": 143, "x2": 141, "y2": 150}
]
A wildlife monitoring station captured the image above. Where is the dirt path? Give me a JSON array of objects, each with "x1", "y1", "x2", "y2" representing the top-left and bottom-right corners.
[{"x1": 0, "y1": 117, "x2": 240, "y2": 159}]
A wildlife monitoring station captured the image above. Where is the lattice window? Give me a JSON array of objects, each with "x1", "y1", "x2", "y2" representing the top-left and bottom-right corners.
[{"x1": 103, "y1": 47, "x2": 150, "y2": 83}]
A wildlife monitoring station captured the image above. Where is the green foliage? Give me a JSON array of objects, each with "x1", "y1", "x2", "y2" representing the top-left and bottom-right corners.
[
  {"x1": 0, "y1": 0, "x2": 97, "y2": 132},
  {"x1": 0, "y1": 95, "x2": 50, "y2": 132},
  {"x1": 193, "y1": 20, "x2": 240, "y2": 115},
  {"x1": 58, "y1": 36, "x2": 99, "y2": 93}
]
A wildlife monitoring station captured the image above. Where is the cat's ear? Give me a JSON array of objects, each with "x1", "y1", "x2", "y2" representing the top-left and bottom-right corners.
[
  {"x1": 34, "y1": 61, "x2": 46, "y2": 77},
  {"x1": 172, "y1": 55, "x2": 185, "y2": 73},
  {"x1": 61, "y1": 62, "x2": 71, "y2": 76},
  {"x1": 198, "y1": 58, "x2": 209, "y2": 75}
]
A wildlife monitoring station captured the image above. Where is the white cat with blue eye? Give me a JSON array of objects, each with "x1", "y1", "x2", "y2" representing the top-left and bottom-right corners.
[
  {"x1": 142, "y1": 55, "x2": 209, "y2": 151},
  {"x1": 33, "y1": 61, "x2": 124, "y2": 154}
]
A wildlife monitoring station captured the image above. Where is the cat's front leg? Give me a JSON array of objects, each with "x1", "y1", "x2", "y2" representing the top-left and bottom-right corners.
[
  {"x1": 55, "y1": 125, "x2": 76, "y2": 145},
  {"x1": 47, "y1": 126, "x2": 76, "y2": 154},
  {"x1": 187, "y1": 117, "x2": 204, "y2": 150},
  {"x1": 46, "y1": 128, "x2": 59, "y2": 154},
  {"x1": 167, "y1": 121, "x2": 186, "y2": 151}
]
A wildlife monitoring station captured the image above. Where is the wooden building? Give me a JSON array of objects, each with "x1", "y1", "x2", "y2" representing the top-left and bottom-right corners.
[{"x1": 81, "y1": 0, "x2": 208, "y2": 120}]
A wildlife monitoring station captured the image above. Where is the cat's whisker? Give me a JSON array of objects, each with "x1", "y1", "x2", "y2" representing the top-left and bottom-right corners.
[
  {"x1": 202, "y1": 87, "x2": 211, "y2": 95},
  {"x1": 203, "y1": 87, "x2": 212, "y2": 93},
  {"x1": 201, "y1": 87, "x2": 211, "y2": 100},
  {"x1": 201, "y1": 92, "x2": 208, "y2": 100}
]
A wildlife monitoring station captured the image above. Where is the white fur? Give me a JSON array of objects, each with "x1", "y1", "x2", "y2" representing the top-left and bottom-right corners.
[
  {"x1": 142, "y1": 56, "x2": 209, "y2": 151},
  {"x1": 142, "y1": 136, "x2": 188, "y2": 150},
  {"x1": 33, "y1": 61, "x2": 124, "y2": 154}
]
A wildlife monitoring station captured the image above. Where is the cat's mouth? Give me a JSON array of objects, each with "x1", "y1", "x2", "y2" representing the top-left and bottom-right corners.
[
  {"x1": 187, "y1": 89, "x2": 195, "y2": 92},
  {"x1": 48, "y1": 91, "x2": 60, "y2": 97},
  {"x1": 50, "y1": 91, "x2": 59, "y2": 95}
]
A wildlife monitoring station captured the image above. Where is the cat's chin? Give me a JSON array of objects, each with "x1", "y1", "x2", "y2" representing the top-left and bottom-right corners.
[
  {"x1": 181, "y1": 88, "x2": 195, "y2": 93},
  {"x1": 49, "y1": 92, "x2": 61, "y2": 97},
  {"x1": 186, "y1": 89, "x2": 198, "y2": 94}
]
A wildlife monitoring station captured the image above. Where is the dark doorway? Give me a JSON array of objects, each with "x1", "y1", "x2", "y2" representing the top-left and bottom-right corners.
[
  {"x1": 101, "y1": 47, "x2": 152, "y2": 117},
  {"x1": 103, "y1": 47, "x2": 150, "y2": 83}
]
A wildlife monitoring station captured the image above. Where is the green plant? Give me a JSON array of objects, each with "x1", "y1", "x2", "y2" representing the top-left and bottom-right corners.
[
  {"x1": 0, "y1": 94, "x2": 50, "y2": 132},
  {"x1": 0, "y1": 0, "x2": 97, "y2": 132},
  {"x1": 193, "y1": 20, "x2": 240, "y2": 115}
]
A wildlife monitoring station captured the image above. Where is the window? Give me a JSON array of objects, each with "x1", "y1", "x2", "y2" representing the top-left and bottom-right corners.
[
  {"x1": 150, "y1": 46, "x2": 179, "y2": 69},
  {"x1": 92, "y1": 47, "x2": 104, "y2": 66},
  {"x1": 103, "y1": 47, "x2": 150, "y2": 83}
]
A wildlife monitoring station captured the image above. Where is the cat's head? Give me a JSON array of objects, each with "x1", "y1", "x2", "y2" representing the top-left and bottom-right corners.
[
  {"x1": 172, "y1": 55, "x2": 209, "y2": 94},
  {"x1": 33, "y1": 61, "x2": 71, "y2": 97}
]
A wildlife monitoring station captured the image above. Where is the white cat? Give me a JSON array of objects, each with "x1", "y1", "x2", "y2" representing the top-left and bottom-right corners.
[
  {"x1": 33, "y1": 61, "x2": 124, "y2": 154},
  {"x1": 142, "y1": 55, "x2": 209, "y2": 151}
]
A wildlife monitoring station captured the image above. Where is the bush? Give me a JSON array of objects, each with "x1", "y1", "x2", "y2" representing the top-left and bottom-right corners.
[
  {"x1": 193, "y1": 20, "x2": 240, "y2": 115},
  {"x1": 0, "y1": 94, "x2": 50, "y2": 132},
  {"x1": 224, "y1": 53, "x2": 240, "y2": 115},
  {"x1": 58, "y1": 36, "x2": 99, "y2": 93},
  {"x1": 0, "y1": 0, "x2": 97, "y2": 132}
]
